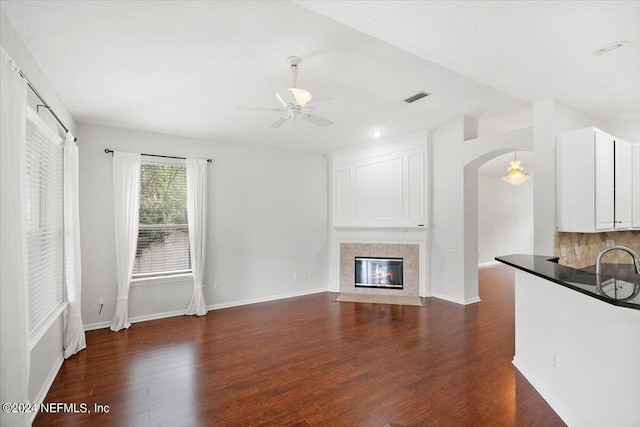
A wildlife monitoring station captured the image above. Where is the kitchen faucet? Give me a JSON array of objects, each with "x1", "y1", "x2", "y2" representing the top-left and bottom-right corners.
[{"x1": 596, "y1": 246, "x2": 640, "y2": 276}]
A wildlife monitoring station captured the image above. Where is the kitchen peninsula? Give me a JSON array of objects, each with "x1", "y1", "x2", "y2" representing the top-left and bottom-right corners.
[{"x1": 496, "y1": 254, "x2": 640, "y2": 427}]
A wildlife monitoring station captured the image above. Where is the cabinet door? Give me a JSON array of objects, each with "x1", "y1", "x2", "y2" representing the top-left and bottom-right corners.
[
  {"x1": 614, "y1": 140, "x2": 632, "y2": 229},
  {"x1": 633, "y1": 144, "x2": 640, "y2": 228},
  {"x1": 594, "y1": 131, "x2": 614, "y2": 230},
  {"x1": 331, "y1": 146, "x2": 428, "y2": 227}
]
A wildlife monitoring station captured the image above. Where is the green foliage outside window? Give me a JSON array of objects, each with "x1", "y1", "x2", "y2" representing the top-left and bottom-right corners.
[{"x1": 136, "y1": 163, "x2": 188, "y2": 255}]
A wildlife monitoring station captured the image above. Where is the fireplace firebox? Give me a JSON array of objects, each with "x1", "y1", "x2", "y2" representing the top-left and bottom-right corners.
[{"x1": 355, "y1": 257, "x2": 403, "y2": 289}]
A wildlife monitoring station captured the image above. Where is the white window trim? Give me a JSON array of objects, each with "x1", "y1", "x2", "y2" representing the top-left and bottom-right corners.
[
  {"x1": 30, "y1": 302, "x2": 67, "y2": 351},
  {"x1": 130, "y1": 272, "x2": 193, "y2": 287}
]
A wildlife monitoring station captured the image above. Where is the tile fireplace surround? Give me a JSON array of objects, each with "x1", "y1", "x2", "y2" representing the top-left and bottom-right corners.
[{"x1": 340, "y1": 243, "x2": 420, "y2": 297}]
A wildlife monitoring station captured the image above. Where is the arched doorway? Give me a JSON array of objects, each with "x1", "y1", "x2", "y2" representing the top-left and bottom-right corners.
[
  {"x1": 460, "y1": 135, "x2": 532, "y2": 302},
  {"x1": 477, "y1": 151, "x2": 534, "y2": 265}
]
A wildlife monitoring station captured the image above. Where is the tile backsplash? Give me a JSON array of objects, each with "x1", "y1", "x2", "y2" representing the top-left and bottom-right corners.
[{"x1": 555, "y1": 231, "x2": 640, "y2": 269}]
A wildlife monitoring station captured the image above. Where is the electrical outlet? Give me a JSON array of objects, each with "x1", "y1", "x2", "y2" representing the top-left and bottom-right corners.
[
  {"x1": 213, "y1": 282, "x2": 220, "y2": 291},
  {"x1": 560, "y1": 245, "x2": 567, "y2": 257},
  {"x1": 606, "y1": 239, "x2": 615, "y2": 248},
  {"x1": 552, "y1": 355, "x2": 559, "y2": 370},
  {"x1": 292, "y1": 272, "x2": 298, "y2": 280},
  {"x1": 307, "y1": 272, "x2": 313, "y2": 279},
  {"x1": 98, "y1": 297, "x2": 104, "y2": 305},
  {"x1": 448, "y1": 247, "x2": 456, "y2": 253},
  {"x1": 574, "y1": 243, "x2": 580, "y2": 255}
]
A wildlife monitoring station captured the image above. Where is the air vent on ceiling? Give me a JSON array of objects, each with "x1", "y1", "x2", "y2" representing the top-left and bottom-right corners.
[{"x1": 404, "y1": 91, "x2": 431, "y2": 103}]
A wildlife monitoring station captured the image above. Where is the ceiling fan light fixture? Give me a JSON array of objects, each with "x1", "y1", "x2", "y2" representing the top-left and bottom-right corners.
[
  {"x1": 289, "y1": 87, "x2": 312, "y2": 107},
  {"x1": 501, "y1": 153, "x2": 530, "y2": 186},
  {"x1": 237, "y1": 55, "x2": 346, "y2": 129}
]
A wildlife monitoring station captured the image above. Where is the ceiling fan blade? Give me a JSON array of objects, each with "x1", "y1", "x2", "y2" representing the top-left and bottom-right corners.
[
  {"x1": 235, "y1": 106, "x2": 282, "y2": 112},
  {"x1": 275, "y1": 91, "x2": 287, "y2": 107},
  {"x1": 268, "y1": 115, "x2": 290, "y2": 129},
  {"x1": 302, "y1": 114, "x2": 332, "y2": 127},
  {"x1": 303, "y1": 99, "x2": 349, "y2": 112},
  {"x1": 276, "y1": 88, "x2": 296, "y2": 106}
]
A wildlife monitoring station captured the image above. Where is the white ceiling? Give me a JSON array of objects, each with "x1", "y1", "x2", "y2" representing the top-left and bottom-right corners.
[
  {"x1": 296, "y1": 1, "x2": 640, "y2": 121},
  {"x1": 2, "y1": 1, "x2": 637, "y2": 155}
]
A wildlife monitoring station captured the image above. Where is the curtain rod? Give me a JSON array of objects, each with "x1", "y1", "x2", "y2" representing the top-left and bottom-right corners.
[
  {"x1": 104, "y1": 149, "x2": 212, "y2": 163},
  {"x1": 18, "y1": 70, "x2": 77, "y2": 142}
]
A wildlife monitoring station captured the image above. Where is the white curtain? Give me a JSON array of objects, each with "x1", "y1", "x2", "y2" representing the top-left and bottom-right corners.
[
  {"x1": 0, "y1": 47, "x2": 30, "y2": 427},
  {"x1": 185, "y1": 158, "x2": 208, "y2": 316},
  {"x1": 110, "y1": 151, "x2": 141, "y2": 331},
  {"x1": 63, "y1": 133, "x2": 86, "y2": 357}
]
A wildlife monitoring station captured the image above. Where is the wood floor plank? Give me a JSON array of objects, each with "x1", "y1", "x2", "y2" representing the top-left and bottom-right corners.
[{"x1": 34, "y1": 264, "x2": 565, "y2": 426}]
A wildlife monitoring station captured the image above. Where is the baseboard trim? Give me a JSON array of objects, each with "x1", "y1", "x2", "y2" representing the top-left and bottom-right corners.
[
  {"x1": 207, "y1": 288, "x2": 327, "y2": 311},
  {"x1": 431, "y1": 292, "x2": 481, "y2": 305},
  {"x1": 83, "y1": 321, "x2": 111, "y2": 331},
  {"x1": 512, "y1": 357, "x2": 574, "y2": 427},
  {"x1": 30, "y1": 353, "x2": 64, "y2": 423},
  {"x1": 84, "y1": 288, "x2": 329, "y2": 331},
  {"x1": 478, "y1": 260, "x2": 500, "y2": 267},
  {"x1": 129, "y1": 309, "x2": 186, "y2": 324},
  {"x1": 83, "y1": 308, "x2": 187, "y2": 331}
]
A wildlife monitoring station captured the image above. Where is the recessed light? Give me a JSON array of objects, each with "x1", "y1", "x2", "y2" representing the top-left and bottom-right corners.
[
  {"x1": 594, "y1": 41, "x2": 630, "y2": 56},
  {"x1": 371, "y1": 129, "x2": 382, "y2": 139}
]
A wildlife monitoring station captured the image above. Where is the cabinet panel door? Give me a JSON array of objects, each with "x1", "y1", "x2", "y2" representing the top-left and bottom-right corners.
[
  {"x1": 335, "y1": 168, "x2": 352, "y2": 220},
  {"x1": 407, "y1": 152, "x2": 425, "y2": 221},
  {"x1": 633, "y1": 144, "x2": 640, "y2": 228},
  {"x1": 355, "y1": 158, "x2": 403, "y2": 220},
  {"x1": 595, "y1": 131, "x2": 614, "y2": 230},
  {"x1": 614, "y1": 140, "x2": 632, "y2": 229}
]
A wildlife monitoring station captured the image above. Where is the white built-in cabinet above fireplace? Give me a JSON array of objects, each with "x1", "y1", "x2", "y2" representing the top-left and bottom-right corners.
[{"x1": 330, "y1": 137, "x2": 428, "y2": 228}]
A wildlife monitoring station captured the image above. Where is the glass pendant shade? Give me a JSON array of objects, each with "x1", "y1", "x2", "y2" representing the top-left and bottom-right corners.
[
  {"x1": 501, "y1": 154, "x2": 530, "y2": 185},
  {"x1": 289, "y1": 88, "x2": 312, "y2": 107}
]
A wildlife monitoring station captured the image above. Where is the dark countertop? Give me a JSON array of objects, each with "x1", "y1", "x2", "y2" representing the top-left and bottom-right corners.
[{"x1": 495, "y1": 254, "x2": 640, "y2": 310}]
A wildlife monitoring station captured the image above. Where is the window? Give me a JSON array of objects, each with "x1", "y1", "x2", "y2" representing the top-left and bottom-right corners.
[
  {"x1": 133, "y1": 162, "x2": 191, "y2": 279},
  {"x1": 25, "y1": 109, "x2": 64, "y2": 334}
]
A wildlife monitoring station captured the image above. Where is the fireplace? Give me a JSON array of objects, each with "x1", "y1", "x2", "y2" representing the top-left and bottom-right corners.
[{"x1": 355, "y1": 257, "x2": 403, "y2": 289}]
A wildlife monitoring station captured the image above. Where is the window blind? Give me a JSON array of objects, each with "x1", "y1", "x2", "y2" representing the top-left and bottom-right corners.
[
  {"x1": 25, "y1": 109, "x2": 64, "y2": 333},
  {"x1": 133, "y1": 162, "x2": 191, "y2": 279}
]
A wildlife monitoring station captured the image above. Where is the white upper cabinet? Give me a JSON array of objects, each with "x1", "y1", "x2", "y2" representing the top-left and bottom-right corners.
[
  {"x1": 557, "y1": 127, "x2": 632, "y2": 232},
  {"x1": 615, "y1": 140, "x2": 632, "y2": 228},
  {"x1": 331, "y1": 142, "x2": 428, "y2": 228},
  {"x1": 633, "y1": 144, "x2": 640, "y2": 229}
]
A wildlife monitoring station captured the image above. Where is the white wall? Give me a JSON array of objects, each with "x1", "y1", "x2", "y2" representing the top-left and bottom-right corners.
[
  {"x1": 600, "y1": 119, "x2": 640, "y2": 144},
  {"x1": 477, "y1": 106, "x2": 532, "y2": 137},
  {"x1": 430, "y1": 116, "x2": 533, "y2": 304},
  {"x1": 78, "y1": 124, "x2": 328, "y2": 327},
  {"x1": 1, "y1": 8, "x2": 77, "y2": 413},
  {"x1": 477, "y1": 175, "x2": 534, "y2": 264}
]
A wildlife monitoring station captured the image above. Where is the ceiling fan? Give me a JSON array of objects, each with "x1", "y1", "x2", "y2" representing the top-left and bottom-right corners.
[{"x1": 235, "y1": 56, "x2": 347, "y2": 128}]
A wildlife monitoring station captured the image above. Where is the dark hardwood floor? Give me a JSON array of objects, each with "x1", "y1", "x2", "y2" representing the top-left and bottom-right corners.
[{"x1": 36, "y1": 264, "x2": 565, "y2": 426}]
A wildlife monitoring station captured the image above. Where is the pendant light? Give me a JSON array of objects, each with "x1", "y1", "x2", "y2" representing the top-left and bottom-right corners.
[{"x1": 501, "y1": 152, "x2": 530, "y2": 185}]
